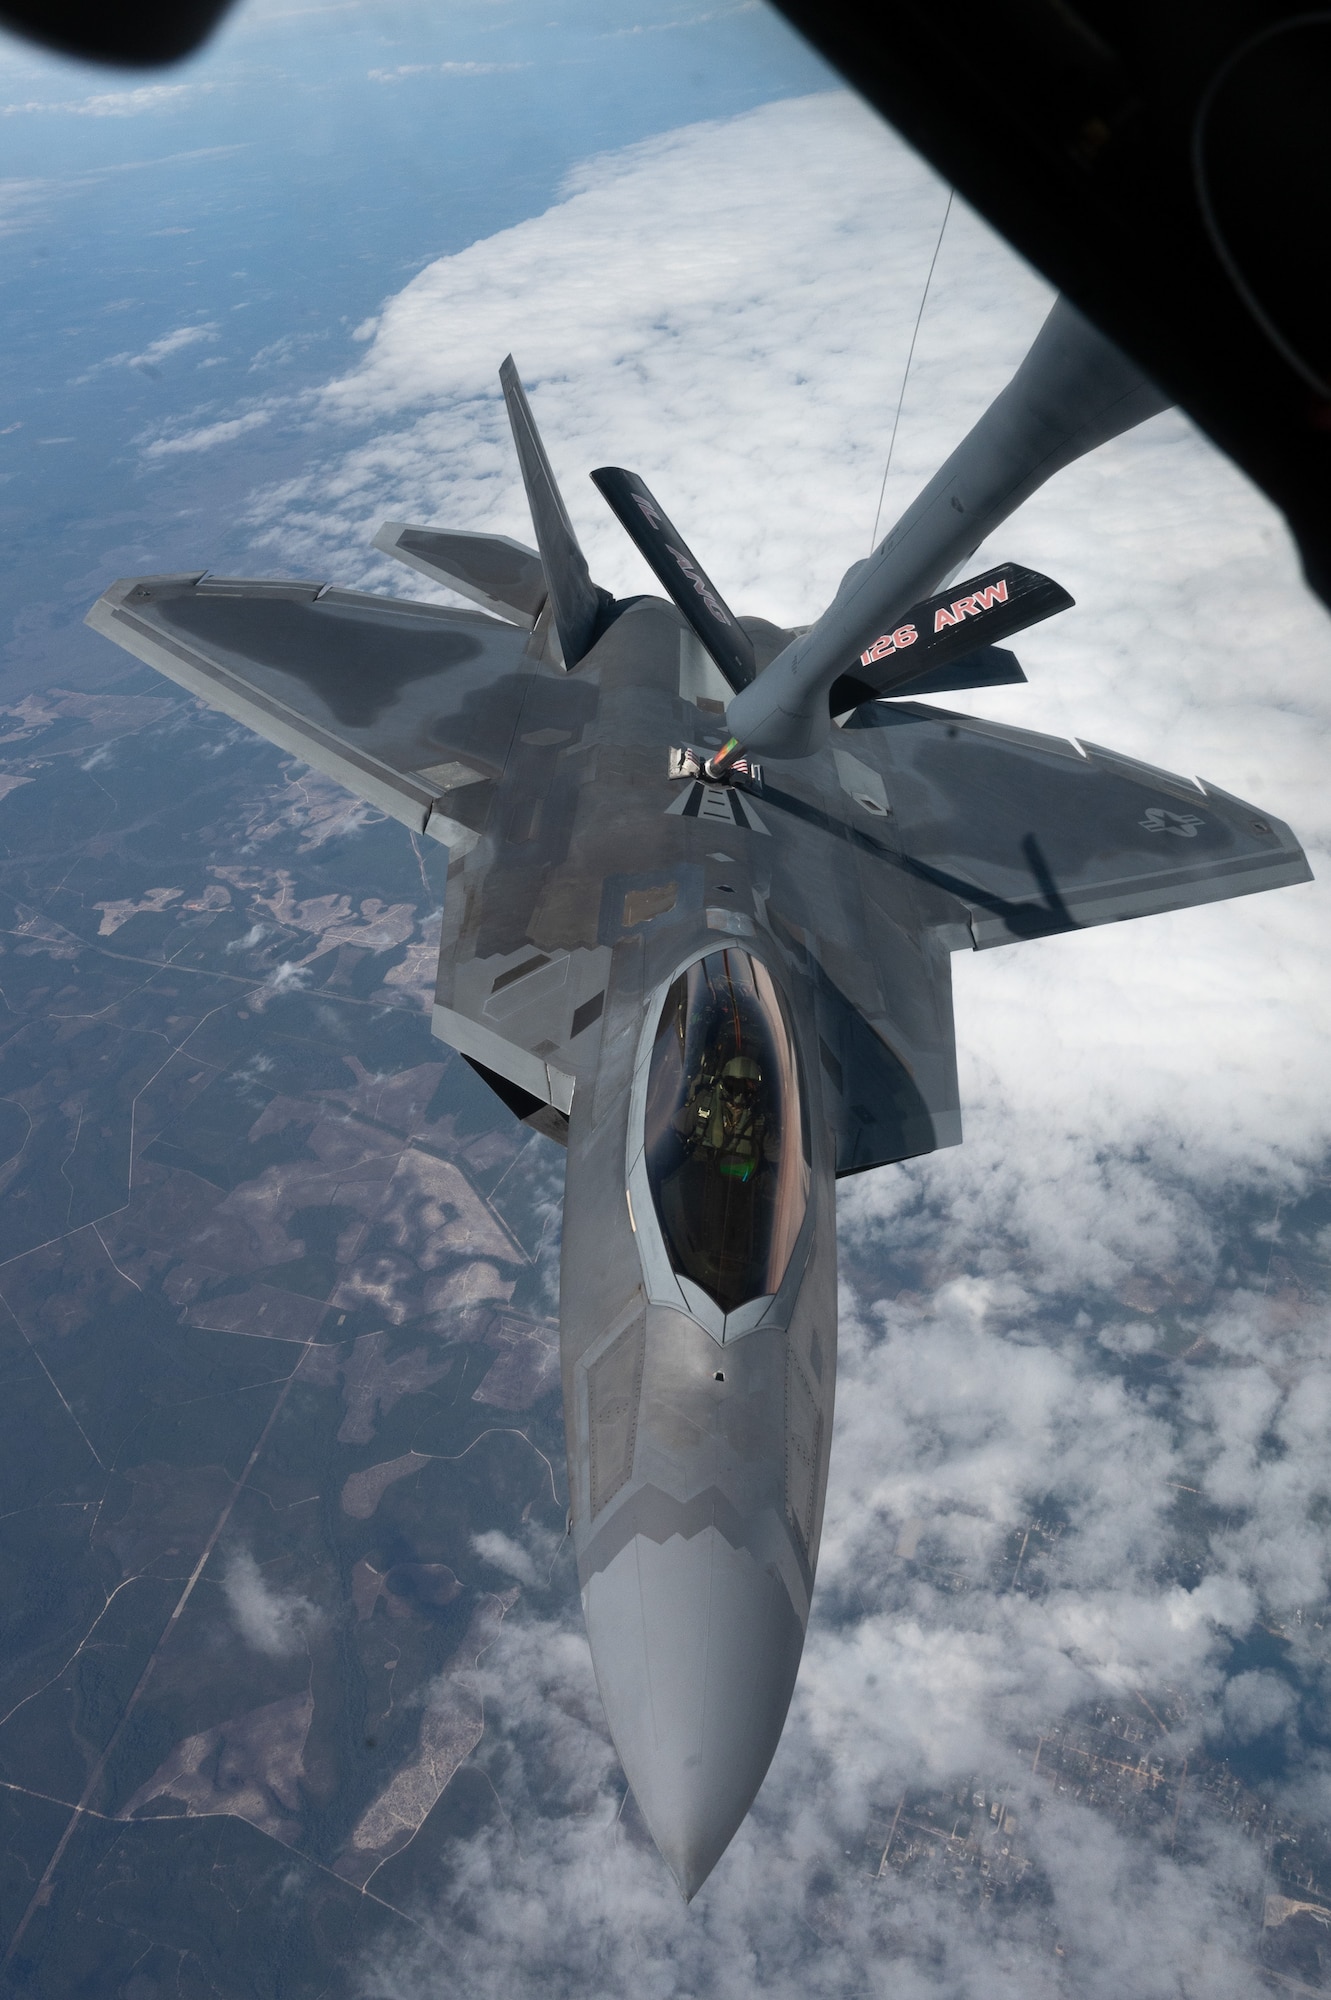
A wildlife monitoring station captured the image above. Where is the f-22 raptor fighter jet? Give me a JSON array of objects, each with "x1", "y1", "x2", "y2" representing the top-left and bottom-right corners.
[{"x1": 88, "y1": 298, "x2": 1310, "y2": 1898}]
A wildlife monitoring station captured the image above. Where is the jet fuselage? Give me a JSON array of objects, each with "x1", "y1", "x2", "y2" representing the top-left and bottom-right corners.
[{"x1": 86, "y1": 306, "x2": 1312, "y2": 1900}]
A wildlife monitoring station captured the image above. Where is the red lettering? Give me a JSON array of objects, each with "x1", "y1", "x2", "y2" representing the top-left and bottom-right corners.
[
  {"x1": 934, "y1": 606, "x2": 958, "y2": 632},
  {"x1": 859, "y1": 623, "x2": 919, "y2": 668},
  {"x1": 973, "y1": 580, "x2": 1009, "y2": 611}
]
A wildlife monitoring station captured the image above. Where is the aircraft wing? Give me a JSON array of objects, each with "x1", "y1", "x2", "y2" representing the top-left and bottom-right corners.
[
  {"x1": 86, "y1": 573, "x2": 536, "y2": 853},
  {"x1": 842, "y1": 699, "x2": 1311, "y2": 947},
  {"x1": 87, "y1": 570, "x2": 605, "y2": 1129}
]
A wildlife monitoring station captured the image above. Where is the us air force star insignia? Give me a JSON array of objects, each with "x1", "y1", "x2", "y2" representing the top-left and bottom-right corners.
[{"x1": 1140, "y1": 805, "x2": 1204, "y2": 837}]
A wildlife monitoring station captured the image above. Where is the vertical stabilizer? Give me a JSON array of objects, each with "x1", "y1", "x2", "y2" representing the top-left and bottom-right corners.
[
  {"x1": 591, "y1": 466, "x2": 756, "y2": 691},
  {"x1": 500, "y1": 356, "x2": 609, "y2": 668}
]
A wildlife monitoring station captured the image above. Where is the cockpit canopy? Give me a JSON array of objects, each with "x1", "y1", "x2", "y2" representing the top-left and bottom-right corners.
[{"x1": 643, "y1": 949, "x2": 809, "y2": 1316}]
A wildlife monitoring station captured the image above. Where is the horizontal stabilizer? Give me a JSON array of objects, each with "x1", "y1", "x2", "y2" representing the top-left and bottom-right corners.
[
  {"x1": 591, "y1": 466, "x2": 756, "y2": 691},
  {"x1": 828, "y1": 561, "x2": 1069, "y2": 710},
  {"x1": 500, "y1": 355, "x2": 610, "y2": 668},
  {"x1": 373, "y1": 522, "x2": 547, "y2": 628}
]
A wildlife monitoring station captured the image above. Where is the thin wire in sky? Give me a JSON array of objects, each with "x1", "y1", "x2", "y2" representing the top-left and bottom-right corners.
[{"x1": 869, "y1": 187, "x2": 955, "y2": 553}]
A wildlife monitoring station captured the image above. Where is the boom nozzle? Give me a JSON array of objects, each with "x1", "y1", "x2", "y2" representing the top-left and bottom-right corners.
[{"x1": 703, "y1": 736, "x2": 743, "y2": 781}]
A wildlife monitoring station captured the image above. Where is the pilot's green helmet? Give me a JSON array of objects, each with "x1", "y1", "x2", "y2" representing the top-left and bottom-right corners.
[{"x1": 722, "y1": 1055, "x2": 760, "y2": 1082}]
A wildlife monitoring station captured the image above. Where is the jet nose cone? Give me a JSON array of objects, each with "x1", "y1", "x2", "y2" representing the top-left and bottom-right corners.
[{"x1": 583, "y1": 1522, "x2": 805, "y2": 1898}]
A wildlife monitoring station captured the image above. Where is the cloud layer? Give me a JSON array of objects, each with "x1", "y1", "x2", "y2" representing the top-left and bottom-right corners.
[
  {"x1": 211, "y1": 91, "x2": 1331, "y2": 1996},
  {"x1": 0, "y1": 83, "x2": 199, "y2": 118},
  {"x1": 223, "y1": 1546, "x2": 323, "y2": 1658}
]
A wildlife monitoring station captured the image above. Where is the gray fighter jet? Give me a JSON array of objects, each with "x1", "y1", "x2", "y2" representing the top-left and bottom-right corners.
[{"x1": 87, "y1": 298, "x2": 1310, "y2": 1899}]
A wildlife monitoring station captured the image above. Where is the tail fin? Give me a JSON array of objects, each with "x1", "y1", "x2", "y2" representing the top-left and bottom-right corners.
[
  {"x1": 500, "y1": 356, "x2": 609, "y2": 668},
  {"x1": 591, "y1": 466, "x2": 756, "y2": 691},
  {"x1": 828, "y1": 560, "x2": 1071, "y2": 709}
]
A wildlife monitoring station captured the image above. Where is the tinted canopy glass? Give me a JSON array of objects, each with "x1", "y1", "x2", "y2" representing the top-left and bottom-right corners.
[{"x1": 644, "y1": 949, "x2": 809, "y2": 1316}]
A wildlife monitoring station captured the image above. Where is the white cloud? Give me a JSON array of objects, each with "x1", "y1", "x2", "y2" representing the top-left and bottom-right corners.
[
  {"x1": 222, "y1": 1548, "x2": 321, "y2": 1657},
  {"x1": 354, "y1": 1602, "x2": 1269, "y2": 2000},
  {"x1": 143, "y1": 406, "x2": 270, "y2": 458},
  {"x1": 0, "y1": 84, "x2": 198, "y2": 118},
  {"x1": 1222, "y1": 1670, "x2": 1296, "y2": 1744},
  {"x1": 225, "y1": 922, "x2": 269, "y2": 954},
  {"x1": 606, "y1": 5, "x2": 762, "y2": 37},
  {"x1": 239, "y1": 0, "x2": 374, "y2": 18},
  {"x1": 250, "y1": 959, "x2": 313, "y2": 1009},
  {"x1": 130, "y1": 323, "x2": 219, "y2": 368},
  {"x1": 216, "y1": 89, "x2": 1331, "y2": 1995},
  {"x1": 76, "y1": 322, "x2": 220, "y2": 386},
  {"x1": 367, "y1": 61, "x2": 529, "y2": 82},
  {"x1": 471, "y1": 1529, "x2": 540, "y2": 1588}
]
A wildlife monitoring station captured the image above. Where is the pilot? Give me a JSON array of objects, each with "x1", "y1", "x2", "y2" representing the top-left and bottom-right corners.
[{"x1": 675, "y1": 1051, "x2": 766, "y2": 1181}]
